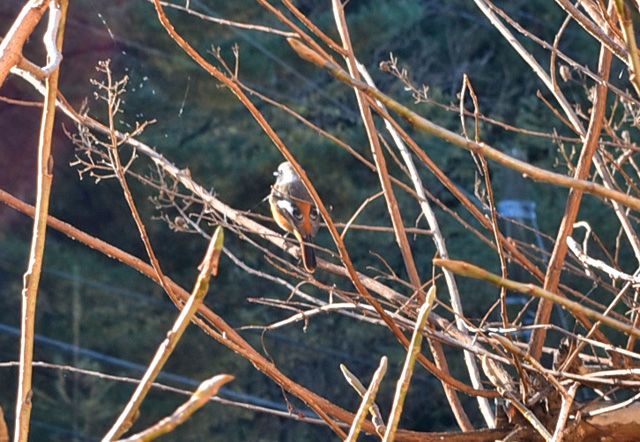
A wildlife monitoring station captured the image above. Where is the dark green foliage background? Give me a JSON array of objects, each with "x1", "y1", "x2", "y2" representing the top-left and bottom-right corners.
[{"x1": 0, "y1": 1, "x2": 623, "y2": 440}]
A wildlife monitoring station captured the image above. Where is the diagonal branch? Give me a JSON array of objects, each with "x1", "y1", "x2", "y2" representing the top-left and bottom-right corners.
[
  {"x1": 0, "y1": 0, "x2": 50, "y2": 88},
  {"x1": 117, "y1": 374, "x2": 234, "y2": 442},
  {"x1": 287, "y1": 38, "x2": 640, "y2": 211},
  {"x1": 614, "y1": 0, "x2": 640, "y2": 95},
  {"x1": 344, "y1": 357, "x2": 387, "y2": 442},
  {"x1": 530, "y1": 28, "x2": 612, "y2": 360},
  {"x1": 554, "y1": 0, "x2": 626, "y2": 60},
  {"x1": 434, "y1": 259, "x2": 640, "y2": 339},
  {"x1": 383, "y1": 288, "x2": 436, "y2": 441},
  {"x1": 103, "y1": 228, "x2": 224, "y2": 441},
  {"x1": 330, "y1": 0, "x2": 423, "y2": 302},
  {"x1": 281, "y1": 0, "x2": 346, "y2": 56}
]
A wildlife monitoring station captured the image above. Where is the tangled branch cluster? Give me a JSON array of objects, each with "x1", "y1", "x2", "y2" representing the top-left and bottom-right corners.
[{"x1": 6, "y1": 1, "x2": 640, "y2": 441}]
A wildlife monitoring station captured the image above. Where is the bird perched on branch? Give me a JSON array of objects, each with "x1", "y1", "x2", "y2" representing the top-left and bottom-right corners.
[{"x1": 269, "y1": 161, "x2": 320, "y2": 273}]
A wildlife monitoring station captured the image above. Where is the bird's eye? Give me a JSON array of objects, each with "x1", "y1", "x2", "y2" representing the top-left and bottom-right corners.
[
  {"x1": 310, "y1": 208, "x2": 319, "y2": 220},
  {"x1": 292, "y1": 206, "x2": 303, "y2": 220}
]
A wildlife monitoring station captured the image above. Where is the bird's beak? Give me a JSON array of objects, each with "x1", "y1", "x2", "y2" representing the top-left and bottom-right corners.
[{"x1": 273, "y1": 171, "x2": 279, "y2": 177}]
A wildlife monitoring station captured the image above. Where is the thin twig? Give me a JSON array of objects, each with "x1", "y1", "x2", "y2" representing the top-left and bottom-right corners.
[
  {"x1": 341, "y1": 191, "x2": 384, "y2": 240},
  {"x1": 567, "y1": 236, "x2": 640, "y2": 283},
  {"x1": 263, "y1": 303, "x2": 358, "y2": 331},
  {"x1": 586, "y1": 389, "x2": 640, "y2": 417},
  {"x1": 98, "y1": 61, "x2": 180, "y2": 309},
  {"x1": 0, "y1": 360, "x2": 328, "y2": 425},
  {"x1": 0, "y1": 95, "x2": 42, "y2": 107},
  {"x1": 153, "y1": 0, "x2": 297, "y2": 38},
  {"x1": 460, "y1": 75, "x2": 508, "y2": 329}
]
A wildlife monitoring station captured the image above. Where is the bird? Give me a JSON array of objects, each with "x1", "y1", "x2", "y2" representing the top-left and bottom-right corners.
[{"x1": 269, "y1": 161, "x2": 320, "y2": 273}]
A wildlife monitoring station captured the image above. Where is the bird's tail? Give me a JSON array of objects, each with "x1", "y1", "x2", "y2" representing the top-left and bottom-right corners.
[{"x1": 294, "y1": 231, "x2": 316, "y2": 273}]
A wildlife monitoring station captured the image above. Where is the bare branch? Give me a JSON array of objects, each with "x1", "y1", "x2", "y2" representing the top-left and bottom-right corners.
[
  {"x1": 14, "y1": 2, "x2": 68, "y2": 441},
  {"x1": 103, "y1": 228, "x2": 224, "y2": 440},
  {"x1": 550, "y1": 382, "x2": 578, "y2": 442},
  {"x1": 117, "y1": 375, "x2": 234, "y2": 442},
  {"x1": 383, "y1": 287, "x2": 437, "y2": 441},
  {"x1": 435, "y1": 259, "x2": 640, "y2": 339},
  {"x1": 343, "y1": 357, "x2": 387, "y2": 441},
  {"x1": 0, "y1": 0, "x2": 49, "y2": 88}
]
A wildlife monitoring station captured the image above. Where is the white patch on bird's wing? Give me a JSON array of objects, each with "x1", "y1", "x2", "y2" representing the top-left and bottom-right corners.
[{"x1": 276, "y1": 199, "x2": 296, "y2": 216}]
